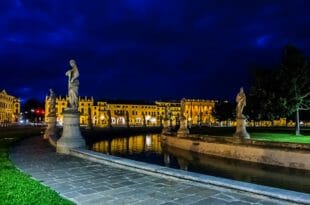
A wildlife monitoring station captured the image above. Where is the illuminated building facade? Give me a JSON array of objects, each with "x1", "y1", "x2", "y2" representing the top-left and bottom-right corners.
[
  {"x1": 105, "y1": 100, "x2": 159, "y2": 127},
  {"x1": 0, "y1": 90, "x2": 20, "y2": 125},
  {"x1": 45, "y1": 96, "x2": 96, "y2": 126},
  {"x1": 45, "y1": 96, "x2": 216, "y2": 127},
  {"x1": 181, "y1": 99, "x2": 216, "y2": 127},
  {"x1": 155, "y1": 101, "x2": 181, "y2": 126}
]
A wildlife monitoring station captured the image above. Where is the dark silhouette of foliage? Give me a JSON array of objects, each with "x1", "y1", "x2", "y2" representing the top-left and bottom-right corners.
[
  {"x1": 250, "y1": 45, "x2": 310, "y2": 134},
  {"x1": 213, "y1": 101, "x2": 234, "y2": 122}
]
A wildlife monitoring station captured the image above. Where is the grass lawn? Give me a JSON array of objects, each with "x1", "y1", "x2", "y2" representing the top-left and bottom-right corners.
[
  {"x1": 250, "y1": 132, "x2": 310, "y2": 144},
  {"x1": 0, "y1": 127, "x2": 73, "y2": 205}
]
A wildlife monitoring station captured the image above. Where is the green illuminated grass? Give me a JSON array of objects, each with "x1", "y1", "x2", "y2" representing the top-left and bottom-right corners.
[
  {"x1": 251, "y1": 133, "x2": 310, "y2": 144},
  {"x1": 0, "y1": 128, "x2": 73, "y2": 205}
]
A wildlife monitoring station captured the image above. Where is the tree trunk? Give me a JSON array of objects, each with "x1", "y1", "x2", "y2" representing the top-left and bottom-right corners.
[{"x1": 295, "y1": 108, "x2": 300, "y2": 135}]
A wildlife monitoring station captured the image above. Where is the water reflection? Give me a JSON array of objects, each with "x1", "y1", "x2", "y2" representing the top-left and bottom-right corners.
[
  {"x1": 92, "y1": 134, "x2": 161, "y2": 155},
  {"x1": 90, "y1": 134, "x2": 310, "y2": 193}
]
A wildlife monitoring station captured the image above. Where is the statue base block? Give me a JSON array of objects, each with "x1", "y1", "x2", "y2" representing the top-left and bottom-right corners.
[
  {"x1": 177, "y1": 129, "x2": 189, "y2": 137},
  {"x1": 44, "y1": 114, "x2": 57, "y2": 140},
  {"x1": 57, "y1": 109, "x2": 85, "y2": 154},
  {"x1": 177, "y1": 118, "x2": 189, "y2": 137},
  {"x1": 162, "y1": 119, "x2": 171, "y2": 134},
  {"x1": 233, "y1": 118, "x2": 250, "y2": 140}
]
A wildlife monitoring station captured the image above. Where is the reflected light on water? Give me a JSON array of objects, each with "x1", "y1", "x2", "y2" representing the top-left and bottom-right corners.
[
  {"x1": 92, "y1": 135, "x2": 161, "y2": 155},
  {"x1": 90, "y1": 134, "x2": 310, "y2": 193}
]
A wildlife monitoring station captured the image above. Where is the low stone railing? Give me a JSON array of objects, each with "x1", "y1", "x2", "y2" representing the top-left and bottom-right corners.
[{"x1": 162, "y1": 135, "x2": 310, "y2": 170}]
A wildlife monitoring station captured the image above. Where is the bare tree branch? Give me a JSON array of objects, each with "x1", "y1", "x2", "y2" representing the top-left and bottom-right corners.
[{"x1": 301, "y1": 91, "x2": 310, "y2": 99}]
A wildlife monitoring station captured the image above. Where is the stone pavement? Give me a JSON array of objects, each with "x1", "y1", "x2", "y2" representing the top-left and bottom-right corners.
[{"x1": 10, "y1": 136, "x2": 298, "y2": 205}]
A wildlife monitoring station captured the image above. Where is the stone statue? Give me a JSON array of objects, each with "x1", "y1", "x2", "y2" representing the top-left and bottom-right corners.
[
  {"x1": 177, "y1": 98, "x2": 189, "y2": 137},
  {"x1": 44, "y1": 88, "x2": 57, "y2": 140},
  {"x1": 48, "y1": 89, "x2": 56, "y2": 114},
  {"x1": 165, "y1": 104, "x2": 171, "y2": 120},
  {"x1": 65, "y1": 59, "x2": 79, "y2": 109},
  {"x1": 180, "y1": 99, "x2": 186, "y2": 118},
  {"x1": 236, "y1": 87, "x2": 246, "y2": 118},
  {"x1": 57, "y1": 59, "x2": 85, "y2": 154}
]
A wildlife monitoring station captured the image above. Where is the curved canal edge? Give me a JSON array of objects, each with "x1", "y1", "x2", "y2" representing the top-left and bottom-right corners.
[
  {"x1": 163, "y1": 135, "x2": 310, "y2": 170},
  {"x1": 70, "y1": 148, "x2": 310, "y2": 205}
]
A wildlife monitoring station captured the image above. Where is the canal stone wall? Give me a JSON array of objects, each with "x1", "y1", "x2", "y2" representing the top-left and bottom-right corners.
[{"x1": 164, "y1": 136, "x2": 310, "y2": 171}]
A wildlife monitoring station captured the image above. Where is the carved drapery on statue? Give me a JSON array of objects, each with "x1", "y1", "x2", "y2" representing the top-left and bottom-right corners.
[
  {"x1": 165, "y1": 104, "x2": 171, "y2": 120},
  {"x1": 65, "y1": 59, "x2": 79, "y2": 109},
  {"x1": 177, "y1": 98, "x2": 189, "y2": 137},
  {"x1": 234, "y1": 87, "x2": 250, "y2": 140},
  {"x1": 180, "y1": 98, "x2": 186, "y2": 118},
  {"x1": 48, "y1": 89, "x2": 56, "y2": 114},
  {"x1": 236, "y1": 87, "x2": 246, "y2": 118}
]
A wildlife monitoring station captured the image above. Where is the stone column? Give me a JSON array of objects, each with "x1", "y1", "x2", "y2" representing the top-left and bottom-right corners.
[
  {"x1": 43, "y1": 113, "x2": 57, "y2": 140},
  {"x1": 57, "y1": 109, "x2": 85, "y2": 154},
  {"x1": 177, "y1": 116, "x2": 189, "y2": 137},
  {"x1": 233, "y1": 117, "x2": 250, "y2": 140}
]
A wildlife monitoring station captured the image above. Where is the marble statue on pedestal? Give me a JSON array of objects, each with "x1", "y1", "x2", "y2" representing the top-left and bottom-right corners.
[
  {"x1": 48, "y1": 89, "x2": 56, "y2": 114},
  {"x1": 57, "y1": 59, "x2": 85, "y2": 154},
  {"x1": 162, "y1": 104, "x2": 171, "y2": 134},
  {"x1": 177, "y1": 98, "x2": 189, "y2": 137},
  {"x1": 66, "y1": 59, "x2": 79, "y2": 110},
  {"x1": 44, "y1": 89, "x2": 57, "y2": 140},
  {"x1": 234, "y1": 87, "x2": 250, "y2": 140},
  {"x1": 236, "y1": 87, "x2": 246, "y2": 118}
]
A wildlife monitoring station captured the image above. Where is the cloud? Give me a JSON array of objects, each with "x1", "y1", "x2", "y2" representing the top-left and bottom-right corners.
[{"x1": 0, "y1": 0, "x2": 310, "y2": 101}]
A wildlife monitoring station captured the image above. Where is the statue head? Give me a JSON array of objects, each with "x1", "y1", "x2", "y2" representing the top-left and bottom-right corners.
[
  {"x1": 240, "y1": 87, "x2": 244, "y2": 93},
  {"x1": 69, "y1": 59, "x2": 76, "y2": 67}
]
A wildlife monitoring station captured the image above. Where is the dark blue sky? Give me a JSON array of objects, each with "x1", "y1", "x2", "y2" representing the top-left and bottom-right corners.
[{"x1": 1, "y1": 0, "x2": 310, "y2": 103}]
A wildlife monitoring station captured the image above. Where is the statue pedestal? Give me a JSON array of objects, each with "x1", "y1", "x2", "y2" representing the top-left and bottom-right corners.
[
  {"x1": 162, "y1": 119, "x2": 170, "y2": 134},
  {"x1": 234, "y1": 117, "x2": 250, "y2": 140},
  {"x1": 177, "y1": 117, "x2": 189, "y2": 137},
  {"x1": 44, "y1": 114, "x2": 57, "y2": 140},
  {"x1": 57, "y1": 109, "x2": 85, "y2": 154}
]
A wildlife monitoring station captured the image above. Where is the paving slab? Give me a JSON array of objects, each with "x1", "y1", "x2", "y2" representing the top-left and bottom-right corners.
[{"x1": 10, "y1": 136, "x2": 301, "y2": 205}]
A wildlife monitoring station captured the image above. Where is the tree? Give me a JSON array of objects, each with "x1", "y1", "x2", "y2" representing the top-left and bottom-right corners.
[
  {"x1": 279, "y1": 45, "x2": 310, "y2": 135},
  {"x1": 213, "y1": 101, "x2": 234, "y2": 125},
  {"x1": 248, "y1": 69, "x2": 285, "y2": 124},
  {"x1": 249, "y1": 45, "x2": 310, "y2": 134}
]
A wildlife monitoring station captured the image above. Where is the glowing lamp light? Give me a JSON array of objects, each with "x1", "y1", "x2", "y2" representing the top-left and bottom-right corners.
[{"x1": 146, "y1": 135, "x2": 151, "y2": 146}]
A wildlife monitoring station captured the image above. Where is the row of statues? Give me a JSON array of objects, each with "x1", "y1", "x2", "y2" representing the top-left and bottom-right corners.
[{"x1": 48, "y1": 59, "x2": 247, "y2": 120}]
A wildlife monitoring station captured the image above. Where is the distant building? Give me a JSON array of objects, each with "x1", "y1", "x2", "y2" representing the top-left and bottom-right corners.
[
  {"x1": 45, "y1": 96, "x2": 216, "y2": 127},
  {"x1": 0, "y1": 90, "x2": 20, "y2": 125},
  {"x1": 181, "y1": 99, "x2": 216, "y2": 127},
  {"x1": 155, "y1": 101, "x2": 180, "y2": 126}
]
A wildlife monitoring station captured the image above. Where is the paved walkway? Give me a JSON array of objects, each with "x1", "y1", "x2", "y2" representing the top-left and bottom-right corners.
[{"x1": 10, "y1": 136, "x2": 297, "y2": 205}]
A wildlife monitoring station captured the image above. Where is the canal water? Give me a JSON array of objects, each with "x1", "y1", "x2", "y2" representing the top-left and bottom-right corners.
[{"x1": 90, "y1": 134, "x2": 310, "y2": 193}]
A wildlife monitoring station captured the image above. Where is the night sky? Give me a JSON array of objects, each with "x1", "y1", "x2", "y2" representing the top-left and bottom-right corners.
[{"x1": 1, "y1": 0, "x2": 310, "y2": 103}]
